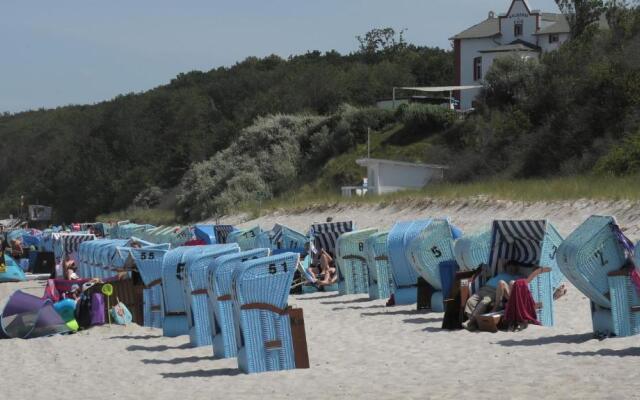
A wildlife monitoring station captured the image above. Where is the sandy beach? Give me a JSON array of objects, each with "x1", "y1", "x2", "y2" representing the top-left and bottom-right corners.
[{"x1": 2, "y1": 199, "x2": 640, "y2": 400}]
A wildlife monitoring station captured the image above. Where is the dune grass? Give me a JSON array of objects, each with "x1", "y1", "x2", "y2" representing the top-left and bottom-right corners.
[
  {"x1": 96, "y1": 208, "x2": 177, "y2": 225},
  {"x1": 246, "y1": 175, "x2": 640, "y2": 216}
]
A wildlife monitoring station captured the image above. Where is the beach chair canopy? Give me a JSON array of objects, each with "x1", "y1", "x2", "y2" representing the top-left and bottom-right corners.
[
  {"x1": 310, "y1": 221, "x2": 354, "y2": 256},
  {"x1": 195, "y1": 225, "x2": 217, "y2": 244}
]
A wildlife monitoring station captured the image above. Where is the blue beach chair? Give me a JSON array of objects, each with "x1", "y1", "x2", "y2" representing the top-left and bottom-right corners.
[
  {"x1": 233, "y1": 252, "x2": 299, "y2": 374},
  {"x1": 228, "y1": 226, "x2": 263, "y2": 251},
  {"x1": 387, "y1": 220, "x2": 433, "y2": 305},
  {"x1": 453, "y1": 229, "x2": 493, "y2": 271},
  {"x1": 209, "y1": 248, "x2": 270, "y2": 358},
  {"x1": 182, "y1": 244, "x2": 240, "y2": 347},
  {"x1": 129, "y1": 247, "x2": 170, "y2": 328},
  {"x1": 365, "y1": 231, "x2": 394, "y2": 300},
  {"x1": 336, "y1": 228, "x2": 378, "y2": 295},
  {"x1": 160, "y1": 246, "x2": 194, "y2": 337},
  {"x1": 558, "y1": 215, "x2": 640, "y2": 337},
  {"x1": 406, "y1": 219, "x2": 462, "y2": 311}
]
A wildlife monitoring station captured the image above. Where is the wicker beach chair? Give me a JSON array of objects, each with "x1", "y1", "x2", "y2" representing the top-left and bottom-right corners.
[
  {"x1": 387, "y1": 220, "x2": 432, "y2": 305},
  {"x1": 129, "y1": 247, "x2": 170, "y2": 328},
  {"x1": 446, "y1": 220, "x2": 563, "y2": 329},
  {"x1": 365, "y1": 231, "x2": 394, "y2": 300},
  {"x1": 306, "y1": 221, "x2": 354, "y2": 293},
  {"x1": 557, "y1": 215, "x2": 640, "y2": 337},
  {"x1": 209, "y1": 248, "x2": 270, "y2": 358},
  {"x1": 232, "y1": 252, "x2": 299, "y2": 374},
  {"x1": 406, "y1": 219, "x2": 462, "y2": 311},
  {"x1": 160, "y1": 246, "x2": 194, "y2": 337},
  {"x1": 453, "y1": 229, "x2": 492, "y2": 271},
  {"x1": 336, "y1": 228, "x2": 378, "y2": 295},
  {"x1": 181, "y1": 244, "x2": 240, "y2": 347},
  {"x1": 228, "y1": 226, "x2": 263, "y2": 251}
]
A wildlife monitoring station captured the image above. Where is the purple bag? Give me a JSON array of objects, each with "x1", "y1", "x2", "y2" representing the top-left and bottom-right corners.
[{"x1": 90, "y1": 293, "x2": 106, "y2": 326}]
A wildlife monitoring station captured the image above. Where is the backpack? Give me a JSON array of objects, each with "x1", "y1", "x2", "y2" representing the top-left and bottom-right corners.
[
  {"x1": 75, "y1": 292, "x2": 93, "y2": 329},
  {"x1": 111, "y1": 299, "x2": 132, "y2": 325}
]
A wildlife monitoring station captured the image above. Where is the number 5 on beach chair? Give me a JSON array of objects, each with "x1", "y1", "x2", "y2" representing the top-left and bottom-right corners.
[
  {"x1": 208, "y1": 248, "x2": 271, "y2": 358},
  {"x1": 232, "y1": 252, "x2": 300, "y2": 374}
]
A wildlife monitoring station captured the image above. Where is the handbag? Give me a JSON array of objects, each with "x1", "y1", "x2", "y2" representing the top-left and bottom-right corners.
[{"x1": 111, "y1": 298, "x2": 133, "y2": 325}]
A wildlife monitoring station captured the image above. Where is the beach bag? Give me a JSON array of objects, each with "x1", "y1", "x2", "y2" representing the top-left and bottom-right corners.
[
  {"x1": 90, "y1": 293, "x2": 106, "y2": 326},
  {"x1": 111, "y1": 299, "x2": 132, "y2": 325}
]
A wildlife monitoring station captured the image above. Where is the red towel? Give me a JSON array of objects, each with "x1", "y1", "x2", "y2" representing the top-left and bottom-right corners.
[
  {"x1": 504, "y1": 279, "x2": 540, "y2": 326},
  {"x1": 183, "y1": 239, "x2": 206, "y2": 246}
]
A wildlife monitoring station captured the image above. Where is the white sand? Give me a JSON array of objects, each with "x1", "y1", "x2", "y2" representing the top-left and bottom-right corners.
[{"x1": 2, "y1": 199, "x2": 640, "y2": 400}]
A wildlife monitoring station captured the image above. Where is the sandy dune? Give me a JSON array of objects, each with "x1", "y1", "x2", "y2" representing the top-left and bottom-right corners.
[{"x1": 2, "y1": 199, "x2": 640, "y2": 400}]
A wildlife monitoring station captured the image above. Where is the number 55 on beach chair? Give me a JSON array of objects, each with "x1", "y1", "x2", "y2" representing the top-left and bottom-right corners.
[
  {"x1": 232, "y1": 252, "x2": 304, "y2": 374},
  {"x1": 208, "y1": 248, "x2": 271, "y2": 359},
  {"x1": 128, "y1": 247, "x2": 170, "y2": 328}
]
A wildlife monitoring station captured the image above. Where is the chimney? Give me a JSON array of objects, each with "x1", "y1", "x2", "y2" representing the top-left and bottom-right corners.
[{"x1": 488, "y1": 11, "x2": 496, "y2": 19}]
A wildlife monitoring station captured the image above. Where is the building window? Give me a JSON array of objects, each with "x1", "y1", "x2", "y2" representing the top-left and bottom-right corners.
[
  {"x1": 514, "y1": 22, "x2": 523, "y2": 37},
  {"x1": 473, "y1": 57, "x2": 482, "y2": 81},
  {"x1": 549, "y1": 34, "x2": 559, "y2": 43}
]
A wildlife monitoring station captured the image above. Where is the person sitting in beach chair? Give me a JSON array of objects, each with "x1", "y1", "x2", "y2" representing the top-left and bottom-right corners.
[
  {"x1": 309, "y1": 249, "x2": 338, "y2": 286},
  {"x1": 462, "y1": 261, "x2": 524, "y2": 331}
]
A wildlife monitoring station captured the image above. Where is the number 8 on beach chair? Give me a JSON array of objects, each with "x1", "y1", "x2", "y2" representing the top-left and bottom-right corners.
[
  {"x1": 557, "y1": 215, "x2": 640, "y2": 337},
  {"x1": 336, "y1": 228, "x2": 378, "y2": 295},
  {"x1": 232, "y1": 252, "x2": 299, "y2": 374},
  {"x1": 365, "y1": 231, "x2": 394, "y2": 300},
  {"x1": 208, "y1": 248, "x2": 270, "y2": 358}
]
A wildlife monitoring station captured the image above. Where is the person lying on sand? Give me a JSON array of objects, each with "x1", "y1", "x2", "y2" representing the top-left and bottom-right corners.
[
  {"x1": 309, "y1": 249, "x2": 338, "y2": 286},
  {"x1": 462, "y1": 261, "x2": 524, "y2": 331}
]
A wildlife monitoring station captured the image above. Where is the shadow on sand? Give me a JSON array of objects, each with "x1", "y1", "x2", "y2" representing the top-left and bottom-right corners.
[
  {"x1": 332, "y1": 305, "x2": 386, "y2": 311},
  {"x1": 142, "y1": 356, "x2": 212, "y2": 365},
  {"x1": 127, "y1": 343, "x2": 192, "y2": 352},
  {"x1": 403, "y1": 317, "x2": 442, "y2": 324},
  {"x1": 321, "y1": 297, "x2": 372, "y2": 305},
  {"x1": 361, "y1": 309, "x2": 430, "y2": 317},
  {"x1": 295, "y1": 293, "x2": 341, "y2": 301},
  {"x1": 496, "y1": 333, "x2": 594, "y2": 347},
  {"x1": 109, "y1": 335, "x2": 163, "y2": 340},
  {"x1": 161, "y1": 368, "x2": 242, "y2": 378},
  {"x1": 558, "y1": 348, "x2": 640, "y2": 357}
]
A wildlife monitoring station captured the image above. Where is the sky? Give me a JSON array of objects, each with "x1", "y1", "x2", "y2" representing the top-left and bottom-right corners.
[{"x1": 0, "y1": 0, "x2": 560, "y2": 113}]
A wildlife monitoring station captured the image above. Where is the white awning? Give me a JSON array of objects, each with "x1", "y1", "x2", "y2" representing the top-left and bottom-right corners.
[{"x1": 398, "y1": 85, "x2": 482, "y2": 92}]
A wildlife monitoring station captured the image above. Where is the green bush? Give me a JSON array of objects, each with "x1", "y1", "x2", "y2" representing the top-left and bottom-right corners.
[
  {"x1": 594, "y1": 131, "x2": 640, "y2": 175},
  {"x1": 399, "y1": 103, "x2": 456, "y2": 134}
]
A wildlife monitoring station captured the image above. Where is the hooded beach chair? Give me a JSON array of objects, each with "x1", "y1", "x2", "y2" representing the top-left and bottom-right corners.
[
  {"x1": 232, "y1": 252, "x2": 299, "y2": 374},
  {"x1": 453, "y1": 229, "x2": 493, "y2": 271},
  {"x1": 228, "y1": 226, "x2": 263, "y2": 251},
  {"x1": 306, "y1": 221, "x2": 354, "y2": 293},
  {"x1": 387, "y1": 220, "x2": 433, "y2": 305},
  {"x1": 336, "y1": 228, "x2": 378, "y2": 295},
  {"x1": 129, "y1": 246, "x2": 171, "y2": 328},
  {"x1": 446, "y1": 220, "x2": 563, "y2": 329},
  {"x1": 209, "y1": 248, "x2": 271, "y2": 358},
  {"x1": 194, "y1": 225, "x2": 217, "y2": 244},
  {"x1": 406, "y1": 219, "x2": 463, "y2": 311},
  {"x1": 557, "y1": 215, "x2": 640, "y2": 337},
  {"x1": 161, "y1": 246, "x2": 195, "y2": 337},
  {"x1": 181, "y1": 244, "x2": 240, "y2": 347},
  {"x1": 214, "y1": 225, "x2": 236, "y2": 244},
  {"x1": 265, "y1": 224, "x2": 307, "y2": 251},
  {"x1": 365, "y1": 232, "x2": 394, "y2": 300}
]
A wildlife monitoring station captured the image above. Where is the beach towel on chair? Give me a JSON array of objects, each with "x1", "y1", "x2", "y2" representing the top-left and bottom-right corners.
[{"x1": 504, "y1": 279, "x2": 540, "y2": 328}]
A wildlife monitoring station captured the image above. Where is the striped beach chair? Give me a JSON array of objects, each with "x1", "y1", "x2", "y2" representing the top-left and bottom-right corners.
[
  {"x1": 387, "y1": 220, "x2": 432, "y2": 305},
  {"x1": 214, "y1": 225, "x2": 236, "y2": 244},
  {"x1": 232, "y1": 252, "x2": 299, "y2": 374},
  {"x1": 336, "y1": 228, "x2": 378, "y2": 295},
  {"x1": 129, "y1": 247, "x2": 170, "y2": 328},
  {"x1": 558, "y1": 215, "x2": 640, "y2": 337},
  {"x1": 461, "y1": 220, "x2": 563, "y2": 327},
  {"x1": 406, "y1": 219, "x2": 462, "y2": 311},
  {"x1": 182, "y1": 245, "x2": 240, "y2": 347},
  {"x1": 209, "y1": 248, "x2": 270, "y2": 358},
  {"x1": 307, "y1": 221, "x2": 353, "y2": 293},
  {"x1": 365, "y1": 232, "x2": 394, "y2": 300}
]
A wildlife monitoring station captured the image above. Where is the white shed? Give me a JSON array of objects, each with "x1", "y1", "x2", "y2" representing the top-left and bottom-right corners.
[{"x1": 355, "y1": 158, "x2": 448, "y2": 195}]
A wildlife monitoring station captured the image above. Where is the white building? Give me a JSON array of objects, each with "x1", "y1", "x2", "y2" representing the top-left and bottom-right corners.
[
  {"x1": 450, "y1": 0, "x2": 570, "y2": 110},
  {"x1": 355, "y1": 158, "x2": 448, "y2": 195}
]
